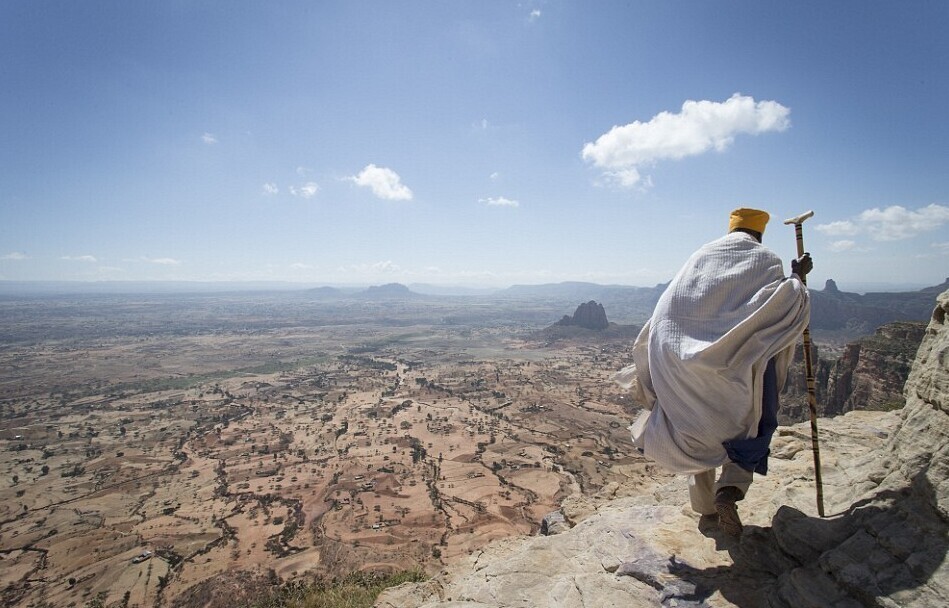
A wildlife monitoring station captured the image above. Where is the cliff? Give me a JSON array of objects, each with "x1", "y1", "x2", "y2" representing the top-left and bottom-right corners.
[
  {"x1": 377, "y1": 290, "x2": 949, "y2": 607},
  {"x1": 780, "y1": 321, "x2": 926, "y2": 424}
]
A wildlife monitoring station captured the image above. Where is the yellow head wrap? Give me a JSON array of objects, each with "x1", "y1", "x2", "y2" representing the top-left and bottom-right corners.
[{"x1": 728, "y1": 208, "x2": 770, "y2": 234}]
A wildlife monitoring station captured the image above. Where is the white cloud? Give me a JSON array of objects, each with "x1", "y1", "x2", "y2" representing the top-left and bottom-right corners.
[
  {"x1": 490, "y1": 172, "x2": 500, "y2": 180},
  {"x1": 858, "y1": 204, "x2": 949, "y2": 241},
  {"x1": 201, "y1": 132, "x2": 218, "y2": 145},
  {"x1": 816, "y1": 204, "x2": 949, "y2": 242},
  {"x1": 932, "y1": 242, "x2": 949, "y2": 252},
  {"x1": 1, "y1": 252, "x2": 28, "y2": 260},
  {"x1": 290, "y1": 182, "x2": 320, "y2": 199},
  {"x1": 828, "y1": 240, "x2": 857, "y2": 252},
  {"x1": 289, "y1": 262, "x2": 312, "y2": 270},
  {"x1": 148, "y1": 257, "x2": 181, "y2": 265},
  {"x1": 262, "y1": 182, "x2": 279, "y2": 196},
  {"x1": 581, "y1": 93, "x2": 790, "y2": 187},
  {"x1": 815, "y1": 220, "x2": 859, "y2": 237},
  {"x1": 62, "y1": 255, "x2": 97, "y2": 262},
  {"x1": 339, "y1": 260, "x2": 402, "y2": 274},
  {"x1": 348, "y1": 164, "x2": 413, "y2": 201},
  {"x1": 479, "y1": 196, "x2": 520, "y2": 207},
  {"x1": 529, "y1": 9, "x2": 542, "y2": 21},
  {"x1": 296, "y1": 166, "x2": 313, "y2": 176}
]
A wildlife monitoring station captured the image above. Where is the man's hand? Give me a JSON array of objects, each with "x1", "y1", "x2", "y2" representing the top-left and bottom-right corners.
[{"x1": 791, "y1": 252, "x2": 813, "y2": 278}]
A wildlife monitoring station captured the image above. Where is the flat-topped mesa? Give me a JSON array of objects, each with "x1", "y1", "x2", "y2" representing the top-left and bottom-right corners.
[{"x1": 556, "y1": 300, "x2": 609, "y2": 331}]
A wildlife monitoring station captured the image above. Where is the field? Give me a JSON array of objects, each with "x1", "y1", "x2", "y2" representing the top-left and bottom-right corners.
[{"x1": 0, "y1": 292, "x2": 657, "y2": 608}]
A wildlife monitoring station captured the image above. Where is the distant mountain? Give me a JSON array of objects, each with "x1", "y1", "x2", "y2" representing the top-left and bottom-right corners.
[
  {"x1": 306, "y1": 286, "x2": 345, "y2": 299},
  {"x1": 408, "y1": 283, "x2": 496, "y2": 296},
  {"x1": 809, "y1": 277, "x2": 947, "y2": 333},
  {"x1": 500, "y1": 281, "x2": 661, "y2": 300},
  {"x1": 360, "y1": 283, "x2": 421, "y2": 300},
  {"x1": 499, "y1": 278, "x2": 945, "y2": 333}
]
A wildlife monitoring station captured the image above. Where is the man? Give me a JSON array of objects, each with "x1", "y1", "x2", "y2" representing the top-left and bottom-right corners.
[{"x1": 616, "y1": 208, "x2": 812, "y2": 536}]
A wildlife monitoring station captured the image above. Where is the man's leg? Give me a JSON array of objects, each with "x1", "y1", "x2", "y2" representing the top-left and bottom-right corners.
[
  {"x1": 715, "y1": 462, "x2": 753, "y2": 497},
  {"x1": 688, "y1": 469, "x2": 717, "y2": 515},
  {"x1": 714, "y1": 463, "x2": 753, "y2": 536}
]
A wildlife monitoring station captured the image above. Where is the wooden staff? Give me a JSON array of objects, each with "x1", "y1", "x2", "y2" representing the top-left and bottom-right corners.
[{"x1": 783, "y1": 210, "x2": 825, "y2": 517}]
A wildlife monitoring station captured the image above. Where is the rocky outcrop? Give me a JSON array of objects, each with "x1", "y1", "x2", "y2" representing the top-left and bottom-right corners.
[
  {"x1": 556, "y1": 301, "x2": 609, "y2": 331},
  {"x1": 826, "y1": 322, "x2": 927, "y2": 414},
  {"x1": 377, "y1": 290, "x2": 949, "y2": 608},
  {"x1": 781, "y1": 321, "x2": 926, "y2": 424}
]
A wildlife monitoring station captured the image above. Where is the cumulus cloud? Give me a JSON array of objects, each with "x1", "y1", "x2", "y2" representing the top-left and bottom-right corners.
[
  {"x1": 490, "y1": 171, "x2": 500, "y2": 180},
  {"x1": 581, "y1": 93, "x2": 790, "y2": 187},
  {"x1": 1, "y1": 252, "x2": 28, "y2": 260},
  {"x1": 479, "y1": 196, "x2": 519, "y2": 207},
  {"x1": 529, "y1": 9, "x2": 542, "y2": 21},
  {"x1": 262, "y1": 182, "x2": 279, "y2": 196},
  {"x1": 290, "y1": 182, "x2": 320, "y2": 199},
  {"x1": 348, "y1": 164, "x2": 413, "y2": 201},
  {"x1": 201, "y1": 132, "x2": 218, "y2": 144},
  {"x1": 816, "y1": 204, "x2": 949, "y2": 241},
  {"x1": 62, "y1": 255, "x2": 97, "y2": 262}
]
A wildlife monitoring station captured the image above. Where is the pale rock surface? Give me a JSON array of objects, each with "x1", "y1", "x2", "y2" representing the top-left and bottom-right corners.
[{"x1": 377, "y1": 290, "x2": 949, "y2": 608}]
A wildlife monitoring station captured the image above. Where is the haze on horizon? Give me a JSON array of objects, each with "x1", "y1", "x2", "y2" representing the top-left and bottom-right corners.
[{"x1": 1, "y1": 2, "x2": 947, "y2": 292}]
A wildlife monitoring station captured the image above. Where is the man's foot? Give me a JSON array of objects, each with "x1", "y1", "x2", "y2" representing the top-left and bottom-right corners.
[
  {"x1": 698, "y1": 513, "x2": 719, "y2": 533},
  {"x1": 714, "y1": 486, "x2": 744, "y2": 537}
]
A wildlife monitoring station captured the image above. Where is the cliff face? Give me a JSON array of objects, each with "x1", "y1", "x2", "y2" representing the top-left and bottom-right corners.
[
  {"x1": 378, "y1": 290, "x2": 949, "y2": 608},
  {"x1": 781, "y1": 322, "x2": 926, "y2": 424},
  {"x1": 827, "y1": 322, "x2": 927, "y2": 414}
]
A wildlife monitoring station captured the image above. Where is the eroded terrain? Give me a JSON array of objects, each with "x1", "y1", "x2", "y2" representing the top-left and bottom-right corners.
[{"x1": 0, "y1": 293, "x2": 652, "y2": 607}]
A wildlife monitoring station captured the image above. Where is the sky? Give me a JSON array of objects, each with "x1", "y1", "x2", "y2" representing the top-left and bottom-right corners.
[{"x1": 1, "y1": 1, "x2": 947, "y2": 292}]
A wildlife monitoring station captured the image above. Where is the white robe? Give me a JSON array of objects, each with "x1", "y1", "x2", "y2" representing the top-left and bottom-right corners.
[{"x1": 618, "y1": 232, "x2": 810, "y2": 474}]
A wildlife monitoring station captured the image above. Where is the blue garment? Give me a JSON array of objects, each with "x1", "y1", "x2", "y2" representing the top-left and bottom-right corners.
[{"x1": 722, "y1": 357, "x2": 779, "y2": 475}]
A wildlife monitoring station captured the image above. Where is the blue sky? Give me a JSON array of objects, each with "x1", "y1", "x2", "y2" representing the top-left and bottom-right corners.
[{"x1": 1, "y1": 1, "x2": 947, "y2": 291}]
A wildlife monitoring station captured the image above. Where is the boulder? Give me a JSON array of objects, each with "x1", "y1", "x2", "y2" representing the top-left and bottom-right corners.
[{"x1": 539, "y1": 511, "x2": 570, "y2": 536}]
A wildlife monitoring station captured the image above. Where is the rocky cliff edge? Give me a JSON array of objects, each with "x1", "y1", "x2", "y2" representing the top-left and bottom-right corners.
[{"x1": 377, "y1": 289, "x2": 949, "y2": 608}]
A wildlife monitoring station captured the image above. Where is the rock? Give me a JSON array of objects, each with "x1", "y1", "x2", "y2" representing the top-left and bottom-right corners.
[
  {"x1": 376, "y1": 289, "x2": 949, "y2": 608},
  {"x1": 781, "y1": 321, "x2": 925, "y2": 423},
  {"x1": 555, "y1": 301, "x2": 609, "y2": 331},
  {"x1": 540, "y1": 511, "x2": 570, "y2": 536}
]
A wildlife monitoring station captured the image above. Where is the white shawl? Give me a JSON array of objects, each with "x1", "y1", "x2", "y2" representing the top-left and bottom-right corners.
[{"x1": 618, "y1": 232, "x2": 810, "y2": 474}]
